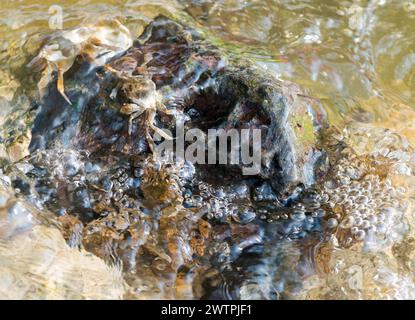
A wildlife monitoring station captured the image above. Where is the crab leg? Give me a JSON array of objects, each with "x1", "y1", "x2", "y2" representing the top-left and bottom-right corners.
[
  {"x1": 157, "y1": 101, "x2": 176, "y2": 116},
  {"x1": 151, "y1": 124, "x2": 174, "y2": 140},
  {"x1": 56, "y1": 65, "x2": 72, "y2": 105},
  {"x1": 146, "y1": 128, "x2": 156, "y2": 154},
  {"x1": 147, "y1": 109, "x2": 174, "y2": 140},
  {"x1": 127, "y1": 115, "x2": 135, "y2": 135},
  {"x1": 104, "y1": 65, "x2": 120, "y2": 75},
  {"x1": 128, "y1": 112, "x2": 145, "y2": 135},
  {"x1": 143, "y1": 52, "x2": 153, "y2": 66},
  {"x1": 121, "y1": 103, "x2": 146, "y2": 135},
  {"x1": 38, "y1": 65, "x2": 53, "y2": 99}
]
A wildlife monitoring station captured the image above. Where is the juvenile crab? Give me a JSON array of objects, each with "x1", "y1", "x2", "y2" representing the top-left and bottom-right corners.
[
  {"x1": 104, "y1": 49, "x2": 180, "y2": 151},
  {"x1": 28, "y1": 19, "x2": 132, "y2": 105},
  {"x1": 118, "y1": 75, "x2": 178, "y2": 151}
]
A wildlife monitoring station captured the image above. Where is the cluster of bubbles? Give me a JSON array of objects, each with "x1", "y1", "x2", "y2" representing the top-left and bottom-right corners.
[
  {"x1": 7, "y1": 147, "x2": 147, "y2": 223},
  {"x1": 181, "y1": 175, "x2": 257, "y2": 225},
  {"x1": 316, "y1": 124, "x2": 414, "y2": 250},
  {"x1": 222, "y1": 123, "x2": 415, "y2": 300},
  {"x1": 4, "y1": 115, "x2": 415, "y2": 299},
  {"x1": 321, "y1": 164, "x2": 407, "y2": 246}
]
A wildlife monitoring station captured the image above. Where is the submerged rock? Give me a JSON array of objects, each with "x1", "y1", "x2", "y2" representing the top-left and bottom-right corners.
[
  {"x1": 211, "y1": 122, "x2": 415, "y2": 300},
  {"x1": 29, "y1": 15, "x2": 326, "y2": 197},
  {"x1": 2, "y1": 16, "x2": 329, "y2": 300},
  {"x1": 3, "y1": 14, "x2": 415, "y2": 301}
]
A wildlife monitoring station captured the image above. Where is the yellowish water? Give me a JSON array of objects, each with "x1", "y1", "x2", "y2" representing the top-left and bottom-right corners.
[
  {"x1": 2, "y1": 1, "x2": 415, "y2": 139},
  {"x1": 2, "y1": 0, "x2": 415, "y2": 300}
]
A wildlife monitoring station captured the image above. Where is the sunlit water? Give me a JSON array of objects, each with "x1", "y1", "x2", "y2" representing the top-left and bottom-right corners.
[{"x1": 1, "y1": 0, "x2": 415, "y2": 299}]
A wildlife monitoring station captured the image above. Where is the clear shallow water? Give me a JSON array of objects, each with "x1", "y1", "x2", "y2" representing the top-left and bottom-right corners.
[
  {"x1": 2, "y1": 0, "x2": 415, "y2": 139},
  {"x1": 1, "y1": 0, "x2": 415, "y2": 299}
]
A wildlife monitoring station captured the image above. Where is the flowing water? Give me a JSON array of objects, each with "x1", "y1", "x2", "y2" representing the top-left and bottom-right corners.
[{"x1": 1, "y1": 0, "x2": 415, "y2": 300}]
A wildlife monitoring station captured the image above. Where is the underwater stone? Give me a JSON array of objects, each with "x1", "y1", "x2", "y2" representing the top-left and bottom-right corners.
[
  {"x1": 9, "y1": 15, "x2": 335, "y2": 300},
  {"x1": 27, "y1": 15, "x2": 326, "y2": 198}
]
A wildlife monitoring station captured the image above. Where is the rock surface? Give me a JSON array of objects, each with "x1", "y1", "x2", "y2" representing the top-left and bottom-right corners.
[
  {"x1": 1, "y1": 16, "x2": 329, "y2": 300},
  {"x1": 29, "y1": 15, "x2": 326, "y2": 197}
]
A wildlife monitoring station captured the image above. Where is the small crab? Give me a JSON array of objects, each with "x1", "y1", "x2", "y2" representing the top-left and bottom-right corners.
[
  {"x1": 118, "y1": 76, "x2": 178, "y2": 151},
  {"x1": 105, "y1": 50, "x2": 184, "y2": 151},
  {"x1": 28, "y1": 41, "x2": 78, "y2": 105},
  {"x1": 105, "y1": 49, "x2": 153, "y2": 100},
  {"x1": 28, "y1": 20, "x2": 132, "y2": 105}
]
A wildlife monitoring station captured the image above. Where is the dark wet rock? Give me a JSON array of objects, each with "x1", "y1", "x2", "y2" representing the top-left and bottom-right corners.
[
  {"x1": 3, "y1": 15, "x2": 330, "y2": 299},
  {"x1": 28, "y1": 15, "x2": 326, "y2": 197}
]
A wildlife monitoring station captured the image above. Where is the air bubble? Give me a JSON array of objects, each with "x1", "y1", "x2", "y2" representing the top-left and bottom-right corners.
[
  {"x1": 355, "y1": 229, "x2": 366, "y2": 241},
  {"x1": 340, "y1": 216, "x2": 355, "y2": 228},
  {"x1": 356, "y1": 195, "x2": 368, "y2": 205},
  {"x1": 354, "y1": 216, "x2": 363, "y2": 226},
  {"x1": 291, "y1": 211, "x2": 306, "y2": 221},
  {"x1": 367, "y1": 215, "x2": 378, "y2": 224},
  {"x1": 232, "y1": 210, "x2": 256, "y2": 224},
  {"x1": 327, "y1": 218, "x2": 338, "y2": 228},
  {"x1": 312, "y1": 208, "x2": 326, "y2": 218},
  {"x1": 377, "y1": 222, "x2": 387, "y2": 233},
  {"x1": 361, "y1": 220, "x2": 371, "y2": 229}
]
